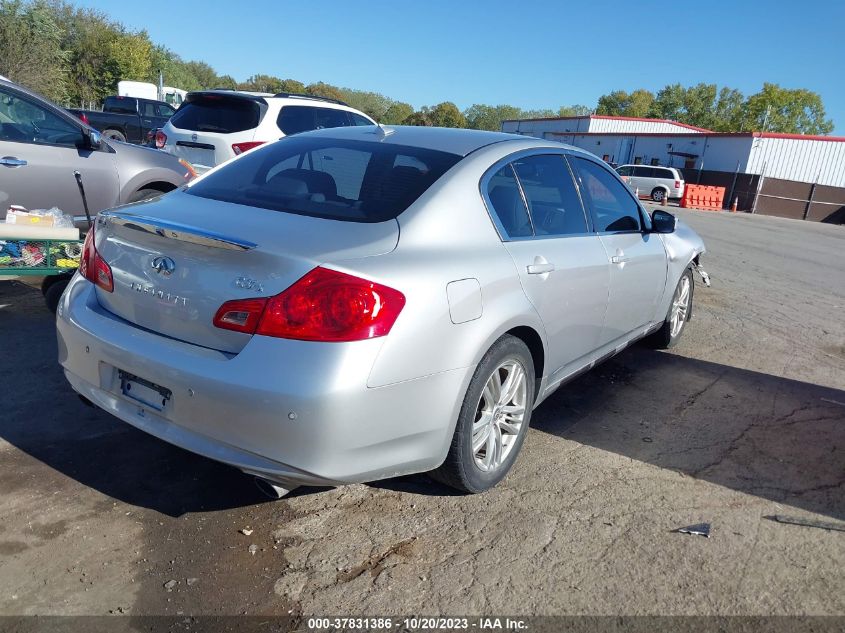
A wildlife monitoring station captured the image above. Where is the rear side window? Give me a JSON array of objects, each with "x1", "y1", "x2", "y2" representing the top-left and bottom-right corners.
[
  {"x1": 351, "y1": 113, "x2": 374, "y2": 126},
  {"x1": 170, "y1": 96, "x2": 262, "y2": 133},
  {"x1": 186, "y1": 136, "x2": 462, "y2": 223},
  {"x1": 105, "y1": 96, "x2": 136, "y2": 114},
  {"x1": 617, "y1": 165, "x2": 633, "y2": 177},
  {"x1": 485, "y1": 165, "x2": 533, "y2": 239},
  {"x1": 512, "y1": 154, "x2": 587, "y2": 236},
  {"x1": 570, "y1": 157, "x2": 641, "y2": 233},
  {"x1": 277, "y1": 106, "x2": 356, "y2": 135},
  {"x1": 633, "y1": 166, "x2": 654, "y2": 177}
]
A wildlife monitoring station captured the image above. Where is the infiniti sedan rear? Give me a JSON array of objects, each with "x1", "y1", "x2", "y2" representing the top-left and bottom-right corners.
[{"x1": 57, "y1": 126, "x2": 707, "y2": 496}]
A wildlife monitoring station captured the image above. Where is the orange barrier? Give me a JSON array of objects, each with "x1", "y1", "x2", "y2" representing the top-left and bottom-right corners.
[{"x1": 680, "y1": 184, "x2": 726, "y2": 211}]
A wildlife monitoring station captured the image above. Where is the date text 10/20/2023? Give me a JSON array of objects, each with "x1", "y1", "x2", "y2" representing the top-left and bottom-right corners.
[{"x1": 307, "y1": 617, "x2": 529, "y2": 630}]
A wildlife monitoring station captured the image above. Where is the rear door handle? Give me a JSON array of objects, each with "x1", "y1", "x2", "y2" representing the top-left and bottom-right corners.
[
  {"x1": 0, "y1": 156, "x2": 27, "y2": 167},
  {"x1": 527, "y1": 262, "x2": 555, "y2": 274},
  {"x1": 610, "y1": 255, "x2": 631, "y2": 264}
]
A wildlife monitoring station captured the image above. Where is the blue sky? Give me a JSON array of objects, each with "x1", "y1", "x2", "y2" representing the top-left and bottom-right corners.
[{"x1": 75, "y1": 0, "x2": 845, "y2": 134}]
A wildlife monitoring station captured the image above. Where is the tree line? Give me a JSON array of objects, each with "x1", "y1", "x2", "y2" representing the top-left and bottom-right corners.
[{"x1": 0, "y1": 0, "x2": 834, "y2": 135}]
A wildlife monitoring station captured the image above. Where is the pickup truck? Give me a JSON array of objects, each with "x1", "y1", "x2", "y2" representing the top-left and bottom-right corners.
[{"x1": 68, "y1": 96, "x2": 177, "y2": 145}]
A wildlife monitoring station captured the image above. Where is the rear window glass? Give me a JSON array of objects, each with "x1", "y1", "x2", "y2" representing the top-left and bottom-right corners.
[
  {"x1": 104, "y1": 97, "x2": 136, "y2": 115},
  {"x1": 186, "y1": 136, "x2": 462, "y2": 223},
  {"x1": 170, "y1": 96, "x2": 262, "y2": 134}
]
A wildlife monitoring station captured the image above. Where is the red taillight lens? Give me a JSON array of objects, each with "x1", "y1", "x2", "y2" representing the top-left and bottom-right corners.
[
  {"x1": 212, "y1": 268, "x2": 405, "y2": 342},
  {"x1": 80, "y1": 113, "x2": 90, "y2": 125},
  {"x1": 213, "y1": 298, "x2": 268, "y2": 334},
  {"x1": 155, "y1": 130, "x2": 167, "y2": 149},
  {"x1": 79, "y1": 224, "x2": 113, "y2": 293},
  {"x1": 232, "y1": 141, "x2": 264, "y2": 156},
  {"x1": 675, "y1": 180, "x2": 681, "y2": 188}
]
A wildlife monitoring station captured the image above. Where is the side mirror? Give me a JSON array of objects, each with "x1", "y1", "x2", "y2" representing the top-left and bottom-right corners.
[
  {"x1": 81, "y1": 128, "x2": 101, "y2": 150},
  {"x1": 650, "y1": 209, "x2": 676, "y2": 234},
  {"x1": 87, "y1": 129, "x2": 102, "y2": 150}
]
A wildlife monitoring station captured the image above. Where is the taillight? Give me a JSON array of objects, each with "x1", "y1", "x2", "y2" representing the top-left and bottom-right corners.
[
  {"x1": 155, "y1": 130, "x2": 167, "y2": 149},
  {"x1": 213, "y1": 267, "x2": 405, "y2": 342},
  {"x1": 213, "y1": 298, "x2": 268, "y2": 334},
  {"x1": 675, "y1": 180, "x2": 681, "y2": 188},
  {"x1": 80, "y1": 113, "x2": 90, "y2": 125},
  {"x1": 79, "y1": 224, "x2": 113, "y2": 293},
  {"x1": 232, "y1": 141, "x2": 264, "y2": 156}
]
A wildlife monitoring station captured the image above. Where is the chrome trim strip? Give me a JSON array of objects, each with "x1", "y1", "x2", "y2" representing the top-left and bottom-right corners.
[{"x1": 100, "y1": 212, "x2": 257, "y2": 251}]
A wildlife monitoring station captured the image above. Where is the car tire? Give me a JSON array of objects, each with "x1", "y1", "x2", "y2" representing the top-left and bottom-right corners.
[
  {"x1": 648, "y1": 267, "x2": 694, "y2": 349},
  {"x1": 44, "y1": 278, "x2": 70, "y2": 313},
  {"x1": 651, "y1": 187, "x2": 667, "y2": 203},
  {"x1": 128, "y1": 188, "x2": 166, "y2": 203},
  {"x1": 431, "y1": 334, "x2": 535, "y2": 493},
  {"x1": 102, "y1": 129, "x2": 126, "y2": 143}
]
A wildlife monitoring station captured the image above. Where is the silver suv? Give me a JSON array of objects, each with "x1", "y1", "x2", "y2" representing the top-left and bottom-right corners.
[
  {"x1": 0, "y1": 77, "x2": 192, "y2": 223},
  {"x1": 616, "y1": 164, "x2": 685, "y2": 203}
]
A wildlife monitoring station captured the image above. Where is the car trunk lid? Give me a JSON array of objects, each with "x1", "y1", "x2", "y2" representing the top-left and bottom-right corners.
[{"x1": 93, "y1": 191, "x2": 399, "y2": 353}]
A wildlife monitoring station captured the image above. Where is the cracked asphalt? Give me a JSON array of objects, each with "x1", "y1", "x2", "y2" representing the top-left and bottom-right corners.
[{"x1": 0, "y1": 208, "x2": 843, "y2": 617}]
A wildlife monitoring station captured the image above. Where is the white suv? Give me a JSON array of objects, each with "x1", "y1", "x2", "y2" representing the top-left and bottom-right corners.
[
  {"x1": 157, "y1": 91, "x2": 376, "y2": 172},
  {"x1": 615, "y1": 164, "x2": 685, "y2": 203}
]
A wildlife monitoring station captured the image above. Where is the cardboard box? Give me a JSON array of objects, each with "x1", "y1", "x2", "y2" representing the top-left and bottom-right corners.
[{"x1": 5, "y1": 209, "x2": 55, "y2": 227}]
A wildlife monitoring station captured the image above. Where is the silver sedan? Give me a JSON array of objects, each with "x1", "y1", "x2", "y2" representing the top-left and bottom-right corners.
[{"x1": 56, "y1": 126, "x2": 708, "y2": 497}]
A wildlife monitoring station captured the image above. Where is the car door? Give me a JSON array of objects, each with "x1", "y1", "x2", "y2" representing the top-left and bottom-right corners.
[
  {"x1": 0, "y1": 84, "x2": 119, "y2": 218},
  {"x1": 568, "y1": 155, "x2": 667, "y2": 345},
  {"x1": 483, "y1": 152, "x2": 610, "y2": 381}
]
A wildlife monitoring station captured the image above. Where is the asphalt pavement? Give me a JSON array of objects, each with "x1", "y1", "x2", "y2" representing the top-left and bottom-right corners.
[{"x1": 0, "y1": 207, "x2": 843, "y2": 618}]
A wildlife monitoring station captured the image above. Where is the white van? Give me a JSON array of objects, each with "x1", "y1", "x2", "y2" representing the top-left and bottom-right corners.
[{"x1": 616, "y1": 165, "x2": 685, "y2": 203}]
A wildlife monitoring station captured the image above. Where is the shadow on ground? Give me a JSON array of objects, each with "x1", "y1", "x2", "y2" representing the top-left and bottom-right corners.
[{"x1": 2, "y1": 281, "x2": 843, "y2": 520}]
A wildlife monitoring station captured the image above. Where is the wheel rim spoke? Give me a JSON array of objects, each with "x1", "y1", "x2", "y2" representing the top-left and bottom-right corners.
[{"x1": 472, "y1": 358, "x2": 528, "y2": 472}]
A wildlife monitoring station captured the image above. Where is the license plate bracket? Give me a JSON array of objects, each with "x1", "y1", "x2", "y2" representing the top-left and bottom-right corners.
[{"x1": 119, "y1": 370, "x2": 172, "y2": 412}]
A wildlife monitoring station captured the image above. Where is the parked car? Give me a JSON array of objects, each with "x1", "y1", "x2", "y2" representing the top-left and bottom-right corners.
[
  {"x1": 1, "y1": 77, "x2": 195, "y2": 307},
  {"x1": 157, "y1": 90, "x2": 375, "y2": 172},
  {"x1": 615, "y1": 164, "x2": 685, "y2": 203},
  {"x1": 57, "y1": 126, "x2": 708, "y2": 498},
  {"x1": 69, "y1": 95, "x2": 177, "y2": 144}
]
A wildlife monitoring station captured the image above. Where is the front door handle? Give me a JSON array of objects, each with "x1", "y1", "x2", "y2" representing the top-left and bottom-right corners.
[
  {"x1": 0, "y1": 156, "x2": 27, "y2": 167},
  {"x1": 527, "y1": 262, "x2": 555, "y2": 274},
  {"x1": 610, "y1": 255, "x2": 631, "y2": 264}
]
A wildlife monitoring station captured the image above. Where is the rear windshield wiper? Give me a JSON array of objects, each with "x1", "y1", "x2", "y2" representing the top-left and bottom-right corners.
[{"x1": 194, "y1": 124, "x2": 227, "y2": 132}]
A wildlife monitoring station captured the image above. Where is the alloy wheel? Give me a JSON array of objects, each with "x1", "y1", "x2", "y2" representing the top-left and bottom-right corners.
[
  {"x1": 471, "y1": 359, "x2": 528, "y2": 472},
  {"x1": 670, "y1": 275, "x2": 691, "y2": 337}
]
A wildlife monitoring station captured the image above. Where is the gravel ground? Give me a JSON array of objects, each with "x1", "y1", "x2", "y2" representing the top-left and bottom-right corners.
[{"x1": 0, "y1": 207, "x2": 843, "y2": 619}]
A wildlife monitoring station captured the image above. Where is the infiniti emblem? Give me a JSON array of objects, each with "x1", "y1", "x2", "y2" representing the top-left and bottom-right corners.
[{"x1": 151, "y1": 256, "x2": 176, "y2": 276}]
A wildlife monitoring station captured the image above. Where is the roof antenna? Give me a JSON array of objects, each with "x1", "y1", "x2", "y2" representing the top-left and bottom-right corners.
[{"x1": 373, "y1": 121, "x2": 394, "y2": 138}]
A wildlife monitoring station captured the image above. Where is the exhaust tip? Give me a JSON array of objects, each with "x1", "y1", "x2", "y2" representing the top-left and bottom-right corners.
[{"x1": 253, "y1": 477, "x2": 296, "y2": 499}]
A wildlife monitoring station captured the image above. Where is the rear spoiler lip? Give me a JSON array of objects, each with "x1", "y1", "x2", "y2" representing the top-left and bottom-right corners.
[{"x1": 99, "y1": 211, "x2": 257, "y2": 251}]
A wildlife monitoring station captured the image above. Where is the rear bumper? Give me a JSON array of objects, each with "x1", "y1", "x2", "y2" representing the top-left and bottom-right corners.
[{"x1": 56, "y1": 274, "x2": 471, "y2": 487}]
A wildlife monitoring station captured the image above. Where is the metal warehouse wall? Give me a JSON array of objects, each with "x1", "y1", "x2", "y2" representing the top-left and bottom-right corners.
[
  {"x1": 502, "y1": 117, "x2": 705, "y2": 137},
  {"x1": 746, "y1": 137, "x2": 845, "y2": 187},
  {"x1": 550, "y1": 134, "x2": 722, "y2": 169}
]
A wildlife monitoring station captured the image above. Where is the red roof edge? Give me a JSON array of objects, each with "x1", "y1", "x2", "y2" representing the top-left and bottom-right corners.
[{"x1": 753, "y1": 131, "x2": 845, "y2": 142}]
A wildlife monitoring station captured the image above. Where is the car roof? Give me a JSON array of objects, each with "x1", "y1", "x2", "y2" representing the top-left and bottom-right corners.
[{"x1": 297, "y1": 125, "x2": 559, "y2": 157}]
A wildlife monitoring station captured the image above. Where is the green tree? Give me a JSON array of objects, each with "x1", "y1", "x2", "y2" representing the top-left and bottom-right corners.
[
  {"x1": 382, "y1": 101, "x2": 414, "y2": 125},
  {"x1": 739, "y1": 83, "x2": 833, "y2": 135},
  {"x1": 558, "y1": 104, "x2": 591, "y2": 117},
  {"x1": 427, "y1": 101, "x2": 466, "y2": 128},
  {"x1": 305, "y1": 81, "x2": 345, "y2": 101},
  {"x1": 0, "y1": 0, "x2": 69, "y2": 101},
  {"x1": 106, "y1": 31, "x2": 152, "y2": 84},
  {"x1": 710, "y1": 87, "x2": 744, "y2": 132},
  {"x1": 339, "y1": 88, "x2": 392, "y2": 120},
  {"x1": 681, "y1": 83, "x2": 718, "y2": 129},
  {"x1": 278, "y1": 78, "x2": 306, "y2": 94},
  {"x1": 404, "y1": 110, "x2": 432, "y2": 126},
  {"x1": 463, "y1": 104, "x2": 522, "y2": 131},
  {"x1": 626, "y1": 89, "x2": 655, "y2": 118},
  {"x1": 595, "y1": 90, "x2": 628, "y2": 116},
  {"x1": 650, "y1": 84, "x2": 685, "y2": 120}
]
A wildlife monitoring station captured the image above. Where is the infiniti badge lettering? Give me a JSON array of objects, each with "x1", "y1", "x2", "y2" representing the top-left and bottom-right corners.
[
  {"x1": 128, "y1": 282, "x2": 188, "y2": 306},
  {"x1": 151, "y1": 256, "x2": 176, "y2": 276}
]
